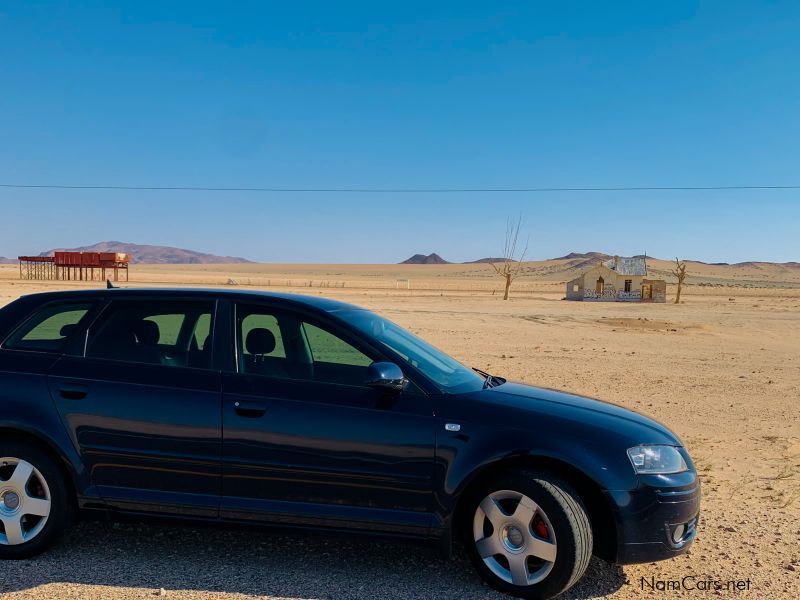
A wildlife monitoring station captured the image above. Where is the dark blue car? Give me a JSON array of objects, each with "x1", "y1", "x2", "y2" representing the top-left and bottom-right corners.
[{"x1": 0, "y1": 289, "x2": 699, "y2": 599}]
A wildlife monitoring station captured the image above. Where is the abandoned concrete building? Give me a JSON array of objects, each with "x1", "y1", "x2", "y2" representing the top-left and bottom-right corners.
[{"x1": 566, "y1": 256, "x2": 666, "y2": 302}]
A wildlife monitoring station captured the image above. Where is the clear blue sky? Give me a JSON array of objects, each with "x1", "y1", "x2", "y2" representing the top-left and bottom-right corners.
[{"x1": 0, "y1": 1, "x2": 798, "y2": 263}]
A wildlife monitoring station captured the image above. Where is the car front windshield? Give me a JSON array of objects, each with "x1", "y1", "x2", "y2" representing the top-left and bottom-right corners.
[{"x1": 340, "y1": 309, "x2": 485, "y2": 393}]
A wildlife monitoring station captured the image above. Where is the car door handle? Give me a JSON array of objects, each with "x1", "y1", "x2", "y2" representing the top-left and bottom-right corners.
[
  {"x1": 58, "y1": 384, "x2": 89, "y2": 400},
  {"x1": 233, "y1": 400, "x2": 267, "y2": 418}
]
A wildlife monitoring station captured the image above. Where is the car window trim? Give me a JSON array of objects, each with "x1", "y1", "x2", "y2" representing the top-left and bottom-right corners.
[{"x1": 72, "y1": 353, "x2": 222, "y2": 374}]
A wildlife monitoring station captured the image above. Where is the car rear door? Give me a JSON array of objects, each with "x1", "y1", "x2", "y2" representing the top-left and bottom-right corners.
[
  {"x1": 221, "y1": 302, "x2": 435, "y2": 535},
  {"x1": 48, "y1": 296, "x2": 223, "y2": 516}
]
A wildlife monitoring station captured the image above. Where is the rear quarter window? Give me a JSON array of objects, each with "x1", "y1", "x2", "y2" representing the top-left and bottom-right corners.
[{"x1": 2, "y1": 302, "x2": 93, "y2": 353}]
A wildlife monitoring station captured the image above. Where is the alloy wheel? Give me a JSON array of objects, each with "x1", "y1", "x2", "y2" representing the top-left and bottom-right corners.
[
  {"x1": 0, "y1": 458, "x2": 52, "y2": 546},
  {"x1": 472, "y1": 489, "x2": 558, "y2": 586}
]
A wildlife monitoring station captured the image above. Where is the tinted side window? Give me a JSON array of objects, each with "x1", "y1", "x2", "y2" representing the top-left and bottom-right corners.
[
  {"x1": 144, "y1": 313, "x2": 185, "y2": 346},
  {"x1": 236, "y1": 303, "x2": 375, "y2": 386},
  {"x1": 192, "y1": 313, "x2": 212, "y2": 350},
  {"x1": 87, "y1": 300, "x2": 214, "y2": 369},
  {"x1": 301, "y1": 321, "x2": 373, "y2": 385},
  {"x1": 237, "y1": 307, "x2": 289, "y2": 378},
  {"x1": 302, "y1": 322, "x2": 372, "y2": 367},
  {"x1": 241, "y1": 313, "x2": 286, "y2": 358},
  {"x1": 3, "y1": 302, "x2": 92, "y2": 353}
]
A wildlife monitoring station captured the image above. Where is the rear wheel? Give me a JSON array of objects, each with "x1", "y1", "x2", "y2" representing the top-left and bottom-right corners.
[
  {"x1": 465, "y1": 470, "x2": 592, "y2": 599},
  {"x1": 0, "y1": 443, "x2": 69, "y2": 559}
]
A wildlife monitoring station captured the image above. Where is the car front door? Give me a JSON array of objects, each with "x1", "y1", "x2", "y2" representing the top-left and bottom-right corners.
[
  {"x1": 48, "y1": 297, "x2": 222, "y2": 516},
  {"x1": 221, "y1": 303, "x2": 435, "y2": 535}
]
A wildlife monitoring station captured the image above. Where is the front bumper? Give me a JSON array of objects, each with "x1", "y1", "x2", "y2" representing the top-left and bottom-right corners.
[{"x1": 606, "y1": 470, "x2": 701, "y2": 565}]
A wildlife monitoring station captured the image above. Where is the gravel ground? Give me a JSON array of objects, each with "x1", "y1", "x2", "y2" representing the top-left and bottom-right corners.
[{"x1": 0, "y1": 522, "x2": 624, "y2": 599}]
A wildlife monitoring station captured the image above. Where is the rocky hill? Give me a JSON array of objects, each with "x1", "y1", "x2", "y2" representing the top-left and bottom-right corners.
[
  {"x1": 40, "y1": 241, "x2": 252, "y2": 264},
  {"x1": 401, "y1": 253, "x2": 522, "y2": 264},
  {"x1": 400, "y1": 253, "x2": 451, "y2": 265},
  {"x1": 551, "y1": 251, "x2": 612, "y2": 261},
  {"x1": 464, "y1": 257, "x2": 516, "y2": 264}
]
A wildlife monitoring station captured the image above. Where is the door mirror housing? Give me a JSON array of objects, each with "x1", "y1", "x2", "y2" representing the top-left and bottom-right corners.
[{"x1": 366, "y1": 362, "x2": 408, "y2": 392}]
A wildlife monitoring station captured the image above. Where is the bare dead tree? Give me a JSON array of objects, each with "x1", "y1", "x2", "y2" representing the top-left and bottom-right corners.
[
  {"x1": 492, "y1": 216, "x2": 529, "y2": 300},
  {"x1": 672, "y1": 257, "x2": 687, "y2": 304}
]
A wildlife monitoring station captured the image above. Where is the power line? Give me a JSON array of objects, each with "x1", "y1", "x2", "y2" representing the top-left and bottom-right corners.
[{"x1": 0, "y1": 183, "x2": 798, "y2": 193}]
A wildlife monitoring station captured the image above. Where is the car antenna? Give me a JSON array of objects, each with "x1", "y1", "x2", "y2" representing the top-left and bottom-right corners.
[{"x1": 106, "y1": 279, "x2": 117, "y2": 289}]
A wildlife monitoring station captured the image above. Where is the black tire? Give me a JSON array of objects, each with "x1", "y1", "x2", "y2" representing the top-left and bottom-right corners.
[
  {"x1": 464, "y1": 470, "x2": 593, "y2": 599},
  {"x1": 0, "y1": 441, "x2": 70, "y2": 559}
]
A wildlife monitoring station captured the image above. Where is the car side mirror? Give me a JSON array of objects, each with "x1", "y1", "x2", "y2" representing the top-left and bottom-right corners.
[{"x1": 366, "y1": 362, "x2": 408, "y2": 392}]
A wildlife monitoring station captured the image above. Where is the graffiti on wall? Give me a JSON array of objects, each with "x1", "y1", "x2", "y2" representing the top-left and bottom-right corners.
[
  {"x1": 582, "y1": 289, "x2": 643, "y2": 302},
  {"x1": 583, "y1": 288, "x2": 618, "y2": 301},
  {"x1": 617, "y1": 290, "x2": 643, "y2": 301}
]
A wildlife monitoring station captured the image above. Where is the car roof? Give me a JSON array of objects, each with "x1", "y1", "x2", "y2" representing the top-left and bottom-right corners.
[{"x1": 18, "y1": 287, "x2": 364, "y2": 314}]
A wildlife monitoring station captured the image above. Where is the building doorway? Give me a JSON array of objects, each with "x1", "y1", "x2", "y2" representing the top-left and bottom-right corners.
[
  {"x1": 595, "y1": 277, "x2": 604, "y2": 295},
  {"x1": 642, "y1": 284, "x2": 652, "y2": 300}
]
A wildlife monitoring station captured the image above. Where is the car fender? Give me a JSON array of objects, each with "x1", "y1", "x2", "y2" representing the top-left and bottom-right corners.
[{"x1": 433, "y1": 416, "x2": 639, "y2": 527}]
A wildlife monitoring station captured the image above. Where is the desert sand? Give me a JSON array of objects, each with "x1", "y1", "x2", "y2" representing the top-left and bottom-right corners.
[{"x1": 1, "y1": 259, "x2": 798, "y2": 599}]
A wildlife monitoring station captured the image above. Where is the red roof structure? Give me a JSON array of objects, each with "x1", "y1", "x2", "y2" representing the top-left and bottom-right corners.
[{"x1": 18, "y1": 252, "x2": 130, "y2": 281}]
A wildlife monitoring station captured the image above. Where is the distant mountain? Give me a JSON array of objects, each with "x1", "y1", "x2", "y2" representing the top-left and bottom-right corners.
[
  {"x1": 552, "y1": 251, "x2": 612, "y2": 260},
  {"x1": 0, "y1": 256, "x2": 15, "y2": 264},
  {"x1": 553, "y1": 253, "x2": 800, "y2": 269},
  {"x1": 728, "y1": 261, "x2": 800, "y2": 270},
  {"x1": 465, "y1": 257, "x2": 517, "y2": 264},
  {"x1": 400, "y1": 253, "x2": 450, "y2": 265},
  {"x1": 678, "y1": 259, "x2": 800, "y2": 269},
  {"x1": 40, "y1": 241, "x2": 252, "y2": 264}
]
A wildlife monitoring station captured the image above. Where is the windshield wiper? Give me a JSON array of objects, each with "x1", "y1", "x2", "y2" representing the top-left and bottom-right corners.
[{"x1": 473, "y1": 367, "x2": 494, "y2": 389}]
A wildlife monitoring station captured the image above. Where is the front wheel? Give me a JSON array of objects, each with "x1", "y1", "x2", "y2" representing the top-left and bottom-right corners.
[
  {"x1": 465, "y1": 471, "x2": 592, "y2": 599},
  {"x1": 0, "y1": 442, "x2": 69, "y2": 559}
]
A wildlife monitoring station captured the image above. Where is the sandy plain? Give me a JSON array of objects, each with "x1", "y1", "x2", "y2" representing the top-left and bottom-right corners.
[{"x1": 1, "y1": 259, "x2": 798, "y2": 599}]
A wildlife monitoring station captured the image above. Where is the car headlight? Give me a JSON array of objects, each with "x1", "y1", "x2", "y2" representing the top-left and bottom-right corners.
[{"x1": 627, "y1": 445, "x2": 687, "y2": 474}]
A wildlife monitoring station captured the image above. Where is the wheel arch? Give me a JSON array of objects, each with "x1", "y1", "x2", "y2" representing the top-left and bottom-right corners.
[
  {"x1": 452, "y1": 454, "x2": 619, "y2": 562},
  {"x1": 0, "y1": 426, "x2": 80, "y2": 519}
]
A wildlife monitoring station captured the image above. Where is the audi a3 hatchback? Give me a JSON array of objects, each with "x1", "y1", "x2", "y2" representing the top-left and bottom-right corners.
[{"x1": 0, "y1": 289, "x2": 700, "y2": 599}]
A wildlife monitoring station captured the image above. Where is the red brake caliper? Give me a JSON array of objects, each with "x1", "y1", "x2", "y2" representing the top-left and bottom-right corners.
[{"x1": 535, "y1": 518, "x2": 549, "y2": 539}]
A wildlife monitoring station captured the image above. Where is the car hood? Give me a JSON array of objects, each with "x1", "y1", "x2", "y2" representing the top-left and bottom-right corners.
[{"x1": 470, "y1": 381, "x2": 683, "y2": 447}]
